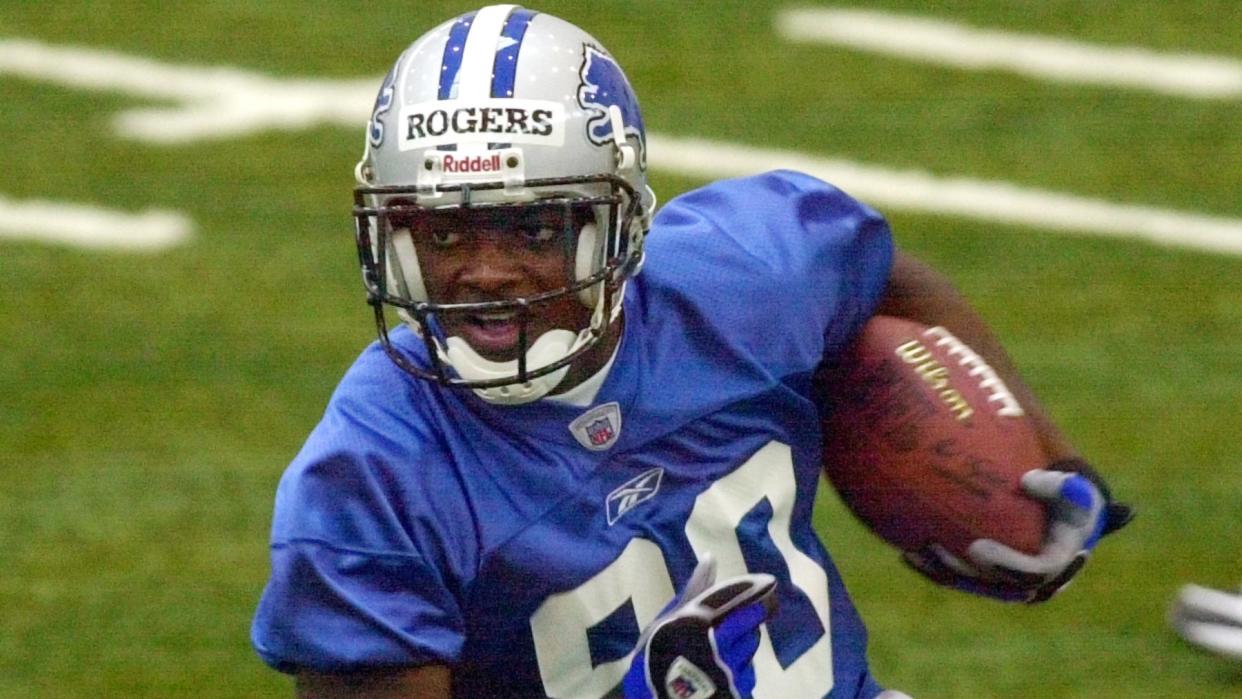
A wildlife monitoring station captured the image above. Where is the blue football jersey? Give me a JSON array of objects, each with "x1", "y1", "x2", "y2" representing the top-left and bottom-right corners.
[{"x1": 252, "y1": 170, "x2": 895, "y2": 698}]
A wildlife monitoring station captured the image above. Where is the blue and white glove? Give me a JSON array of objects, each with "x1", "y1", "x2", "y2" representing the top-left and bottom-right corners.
[
  {"x1": 904, "y1": 459, "x2": 1133, "y2": 603},
  {"x1": 623, "y1": 556, "x2": 777, "y2": 699}
]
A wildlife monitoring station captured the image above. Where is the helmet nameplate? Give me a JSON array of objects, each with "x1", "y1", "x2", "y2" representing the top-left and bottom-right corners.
[{"x1": 399, "y1": 99, "x2": 565, "y2": 151}]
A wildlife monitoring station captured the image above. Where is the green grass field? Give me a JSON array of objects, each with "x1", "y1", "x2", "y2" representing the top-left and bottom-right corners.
[{"x1": 2, "y1": 2, "x2": 1240, "y2": 696}]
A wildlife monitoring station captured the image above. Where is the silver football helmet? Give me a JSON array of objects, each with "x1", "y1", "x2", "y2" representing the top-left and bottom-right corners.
[{"x1": 353, "y1": 4, "x2": 655, "y2": 405}]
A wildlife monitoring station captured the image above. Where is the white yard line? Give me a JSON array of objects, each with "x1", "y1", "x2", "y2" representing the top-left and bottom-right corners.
[
  {"x1": 0, "y1": 38, "x2": 375, "y2": 143},
  {"x1": 1, "y1": 37, "x2": 1240, "y2": 256},
  {"x1": 649, "y1": 135, "x2": 1242, "y2": 256},
  {"x1": 0, "y1": 196, "x2": 192, "y2": 251},
  {"x1": 775, "y1": 8, "x2": 1242, "y2": 99}
]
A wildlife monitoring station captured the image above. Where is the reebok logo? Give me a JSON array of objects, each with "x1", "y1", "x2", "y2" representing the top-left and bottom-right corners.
[{"x1": 606, "y1": 467, "x2": 663, "y2": 525}]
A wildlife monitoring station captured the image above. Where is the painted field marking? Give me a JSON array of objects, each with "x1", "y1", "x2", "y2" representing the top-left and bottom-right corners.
[
  {"x1": 1, "y1": 38, "x2": 1240, "y2": 256},
  {"x1": 775, "y1": 8, "x2": 1242, "y2": 99},
  {"x1": 0, "y1": 38, "x2": 375, "y2": 143},
  {"x1": 0, "y1": 196, "x2": 193, "y2": 251},
  {"x1": 649, "y1": 135, "x2": 1242, "y2": 256}
]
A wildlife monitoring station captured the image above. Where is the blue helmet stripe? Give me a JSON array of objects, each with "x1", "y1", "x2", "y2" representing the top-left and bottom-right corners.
[
  {"x1": 491, "y1": 8, "x2": 536, "y2": 98},
  {"x1": 437, "y1": 11, "x2": 477, "y2": 101}
]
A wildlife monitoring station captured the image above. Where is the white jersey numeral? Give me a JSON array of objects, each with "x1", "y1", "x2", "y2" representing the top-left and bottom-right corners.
[
  {"x1": 685, "y1": 441, "x2": 833, "y2": 697},
  {"x1": 529, "y1": 441, "x2": 833, "y2": 698},
  {"x1": 531, "y1": 538, "x2": 674, "y2": 698}
]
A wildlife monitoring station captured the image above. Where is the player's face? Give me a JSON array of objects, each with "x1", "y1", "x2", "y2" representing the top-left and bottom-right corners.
[{"x1": 401, "y1": 203, "x2": 593, "y2": 363}]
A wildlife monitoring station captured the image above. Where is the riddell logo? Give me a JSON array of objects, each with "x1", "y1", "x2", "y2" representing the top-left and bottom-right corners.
[{"x1": 442, "y1": 154, "x2": 501, "y2": 174}]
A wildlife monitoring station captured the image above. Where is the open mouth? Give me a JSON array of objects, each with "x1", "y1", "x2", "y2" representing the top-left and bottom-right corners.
[{"x1": 452, "y1": 311, "x2": 523, "y2": 358}]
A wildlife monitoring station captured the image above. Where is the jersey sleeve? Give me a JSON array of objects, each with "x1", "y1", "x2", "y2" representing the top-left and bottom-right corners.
[
  {"x1": 253, "y1": 533, "x2": 463, "y2": 673},
  {"x1": 645, "y1": 170, "x2": 894, "y2": 374},
  {"x1": 251, "y1": 356, "x2": 469, "y2": 674}
]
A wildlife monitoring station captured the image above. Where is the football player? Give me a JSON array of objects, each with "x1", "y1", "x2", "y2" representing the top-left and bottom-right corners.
[{"x1": 251, "y1": 5, "x2": 1131, "y2": 697}]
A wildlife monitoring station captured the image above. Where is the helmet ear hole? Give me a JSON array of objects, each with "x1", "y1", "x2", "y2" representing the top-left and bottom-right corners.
[{"x1": 575, "y1": 222, "x2": 601, "y2": 307}]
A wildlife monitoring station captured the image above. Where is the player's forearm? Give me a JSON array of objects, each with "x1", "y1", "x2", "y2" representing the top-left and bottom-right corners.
[
  {"x1": 295, "y1": 665, "x2": 452, "y2": 699},
  {"x1": 873, "y1": 250, "x2": 1078, "y2": 462}
]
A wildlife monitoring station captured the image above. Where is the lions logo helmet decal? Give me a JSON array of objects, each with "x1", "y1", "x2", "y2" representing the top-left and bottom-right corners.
[
  {"x1": 367, "y1": 60, "x2": 399, "y2": 148},
  {"x1": 577, "y1": 45, "x2": 646, "y2": 158}
]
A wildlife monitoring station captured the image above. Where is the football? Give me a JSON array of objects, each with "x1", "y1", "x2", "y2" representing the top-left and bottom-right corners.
[{"x1": 818, "y1": 315, "x2": 1048, "y2": 560}]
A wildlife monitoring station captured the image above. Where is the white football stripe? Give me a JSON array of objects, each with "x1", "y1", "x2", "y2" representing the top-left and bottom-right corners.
[
  {"x1": 776, "y1": 8, "x2": 1242, "y2": 99},
  {"x1": 0, "y1": 196, "x2": 193, "y2": 251},
  {"x1": 456, "y1": 4, "x2": 518, "y2": 101},
  {"x1": 648, "y1": 135, "x2": 1242, "y2": 256}
]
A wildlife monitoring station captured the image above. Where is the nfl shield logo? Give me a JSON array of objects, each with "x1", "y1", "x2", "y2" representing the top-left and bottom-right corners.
[
  {"x1": 584, "y1": 417, "x2": 615, "y2": 446},
  {"x1": 569, "y1": 402, "x2": 622, "y2": 451}
]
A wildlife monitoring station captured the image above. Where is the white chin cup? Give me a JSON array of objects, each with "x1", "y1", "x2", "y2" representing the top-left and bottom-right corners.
[{"x1": 442, "y1": 328, "x2": 588, "y2": 405}]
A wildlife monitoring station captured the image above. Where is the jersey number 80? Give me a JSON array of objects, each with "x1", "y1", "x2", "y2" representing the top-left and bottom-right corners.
[{"x1": 531, "y1": 442, "x2": 835, "y2": 698}]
